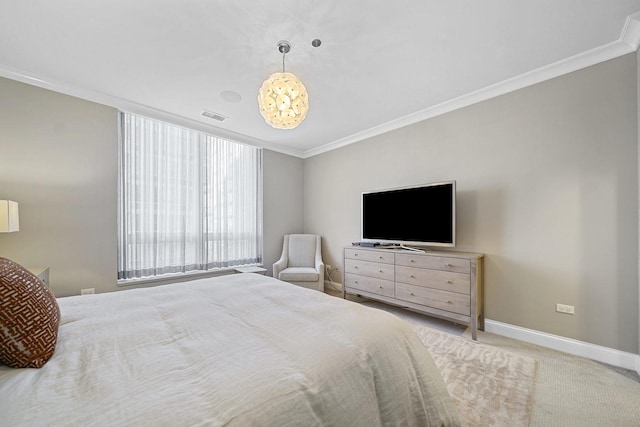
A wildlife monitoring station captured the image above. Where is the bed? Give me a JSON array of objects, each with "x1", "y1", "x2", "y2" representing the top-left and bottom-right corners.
[{"x1": 0, "y1": 271, "x2": 459, "y2": 426}]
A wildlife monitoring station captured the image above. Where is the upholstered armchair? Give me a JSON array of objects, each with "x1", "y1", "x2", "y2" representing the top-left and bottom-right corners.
[{"x1": 273, "y1": 234, "x2": 324, "y2": 292}]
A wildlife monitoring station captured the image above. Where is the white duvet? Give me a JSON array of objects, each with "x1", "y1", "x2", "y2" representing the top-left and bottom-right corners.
[{"x1": 0, "y1": 273, "x2": 459, "y2": 426}]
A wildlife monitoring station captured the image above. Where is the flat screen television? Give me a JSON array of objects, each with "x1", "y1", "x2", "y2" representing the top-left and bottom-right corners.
[{"x1": 361, "y1": 181, "x2": 456, "y2": 248}]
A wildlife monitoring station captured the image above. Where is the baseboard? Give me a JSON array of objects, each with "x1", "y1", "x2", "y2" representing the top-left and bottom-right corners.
[
  {"x1": 324, "y1": 280, "x2": 342, "y2": 292},
  {"x1": 486, "y1": 319, "x2": 640, "y2": 374},
  {"x1": 337, "y1": 286, "x2": 640, "y2": 375}
]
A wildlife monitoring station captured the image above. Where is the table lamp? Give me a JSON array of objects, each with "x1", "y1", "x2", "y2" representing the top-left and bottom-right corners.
[{"x1": 0, "y1": 200, "x2": 19, "y2": 233}]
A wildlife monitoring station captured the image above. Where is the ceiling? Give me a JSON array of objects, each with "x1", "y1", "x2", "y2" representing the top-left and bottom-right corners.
[{"x1": 1, "y1": 1, "x2": 640, "y2": 158}]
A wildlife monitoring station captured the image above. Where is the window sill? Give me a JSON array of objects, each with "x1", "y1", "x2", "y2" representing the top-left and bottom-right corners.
[{"x1": 117, "y1": 267, "x2": 240, "y2": 288}]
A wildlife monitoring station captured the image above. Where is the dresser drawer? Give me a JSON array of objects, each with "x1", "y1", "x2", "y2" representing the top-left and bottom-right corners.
[
  {"x1": 344, "y1": 258, "x2": 394, "y2": 281},
  {"x1": 395, "y1": 283, "x2": 470, "y2": 316},
  {"x1": 344, "y1": 273, "x2": 395, "y2": 298},
  {"x1": 395, "y1": 265, "x2": 470, "y2": 295},
  {"x1": 344, "y1": 248, "x2": 394, "y2": 264},
  {"x1": 395, "y1": 253, "x2": 470, "y2": 274}
]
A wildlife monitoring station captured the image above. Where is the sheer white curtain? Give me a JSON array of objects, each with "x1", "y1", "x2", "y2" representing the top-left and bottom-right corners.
[{"x1": 118, "y1": 112, "x2": 262, "y2": 280}]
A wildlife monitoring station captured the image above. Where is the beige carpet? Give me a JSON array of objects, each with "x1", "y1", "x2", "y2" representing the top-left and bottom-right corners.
[
  {"x1": 408, "y1": 321, "x2": 537, "y2": 427},
  {"x1": 353, "y1": 299, "x2": 640, "y2": 426}
]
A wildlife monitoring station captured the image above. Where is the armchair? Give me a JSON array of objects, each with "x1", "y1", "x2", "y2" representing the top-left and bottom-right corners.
[{"x1": 273, "y1": 234, "x2": 324, "y2": 292}]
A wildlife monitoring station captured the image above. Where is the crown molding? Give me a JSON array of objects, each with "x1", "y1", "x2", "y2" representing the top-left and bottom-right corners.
[
  {"x1": 302, "y1": 12, "x2": 640, "y2": 159},
  {"x1": 0, "y1": 64, "x2": 297, "y2": 155},
  {"x1": 1, "y1": 11, "x2": 639, "y2": 161},
  {"x1": 0, "y1": 63, "x2": 306, "y2": 158},
  {"x1": 621, "y1": 11, "x2": 640, "y2": 50}
]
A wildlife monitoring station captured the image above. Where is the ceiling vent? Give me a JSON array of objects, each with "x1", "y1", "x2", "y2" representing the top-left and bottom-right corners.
[{"x1": 202, "y1": 110, "x2": 228, "y2": 122}]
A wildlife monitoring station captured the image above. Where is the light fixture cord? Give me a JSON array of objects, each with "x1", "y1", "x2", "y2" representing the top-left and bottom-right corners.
[{"x1": 282, "y1": 49, "x2": 286, "y2": 73}]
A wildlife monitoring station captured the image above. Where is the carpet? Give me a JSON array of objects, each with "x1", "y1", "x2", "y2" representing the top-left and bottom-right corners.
[{"x1": 408, "y1": 322, "x2": 537, "y2": 427}]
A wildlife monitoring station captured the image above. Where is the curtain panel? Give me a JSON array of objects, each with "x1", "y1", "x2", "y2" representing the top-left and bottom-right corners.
[{"x1": 118, "y1": 112, "x2": 263, "y2": 280}]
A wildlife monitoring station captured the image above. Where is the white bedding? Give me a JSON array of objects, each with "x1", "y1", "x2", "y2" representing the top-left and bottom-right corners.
[{"x1": 0, "y1": 273, "x2": 459, "y2": 426}]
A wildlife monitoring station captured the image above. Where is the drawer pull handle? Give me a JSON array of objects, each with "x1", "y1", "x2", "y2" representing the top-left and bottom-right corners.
[
  {"x1": 447, "y1": 300, "x2": 452, "y2": 304},
  {"x1": 354, "y1": 280, "x2": 359, "y2": 284},
  {"x1": 379, "y1": 286, "x2": 383, "y2": 289},
  {"x1": 447, "y1": 280, "x2": 453, "y2": 284},
  {"x1": 410, "y1": 292, "x2": 415, "y2": 296},
  {"x1": 379, "y1": 270, "x2": 383, "y2": 273},
  {"x1": 447, "y1": 263, "x2": 453, "y2": 267},
  {"x1": 410, "y1": 274, "x2": 415, "y2": 278},
  {"x1": 410, "y1": 259, "x2": 415, "y2": 263},
  {"x1": 379, "y1": 256, "x2": 383, "y2": 259}
]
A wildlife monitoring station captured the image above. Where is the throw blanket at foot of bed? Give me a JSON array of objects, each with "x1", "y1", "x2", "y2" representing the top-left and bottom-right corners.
[{"x1": 0, "y1": 273, "x2": 460, "y2": 426}]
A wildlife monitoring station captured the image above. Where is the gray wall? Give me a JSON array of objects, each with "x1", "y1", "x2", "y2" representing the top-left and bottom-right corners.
[
  {"x1": 0, "y1": 76, "x2": 304, "y2": 296},
  {"x1": 0, "y1": 77, "x2": 119, "y2": 297},
  {"x1": 305, "y1": 54, "x2": 639, "y2": 353},
  {"x1": 263, "y1": 149, "x2": 304, "y2": 276}
]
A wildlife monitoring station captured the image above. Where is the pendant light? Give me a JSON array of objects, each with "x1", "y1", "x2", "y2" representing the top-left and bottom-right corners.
[{"x1": 258, "y1": 41, "x2": 309, "y2": 129}]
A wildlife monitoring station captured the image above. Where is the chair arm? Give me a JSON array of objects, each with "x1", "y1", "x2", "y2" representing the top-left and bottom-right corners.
[
  {"x1": 315, "y1": 253, "x2": 325, "y2": 283},
  {"x1": 273, "y1": 256, "x2": 287, "y2": 278}
]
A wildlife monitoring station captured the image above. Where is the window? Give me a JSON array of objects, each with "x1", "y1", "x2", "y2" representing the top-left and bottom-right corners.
[{"x1": 117, "y1": 112, "x2": 262, "y2": 280}]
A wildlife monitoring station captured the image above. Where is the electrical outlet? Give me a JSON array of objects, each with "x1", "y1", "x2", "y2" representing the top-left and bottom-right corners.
[
  {"x1": 81, "y1": 288, "x2": 95, "y2": 295},
  {"x1": 556, "y1": 303, "x2": 574, "y2": 315}
]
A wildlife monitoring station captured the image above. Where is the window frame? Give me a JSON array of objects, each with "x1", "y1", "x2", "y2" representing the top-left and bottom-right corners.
[{"x1": 117, "y1": 112, "x2": 263, "y2": 284}]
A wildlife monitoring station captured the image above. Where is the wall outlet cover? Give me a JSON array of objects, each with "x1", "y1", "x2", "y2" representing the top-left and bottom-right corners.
[{"x1": 556, "y1": 303, "x2": 575, "y2": 315}]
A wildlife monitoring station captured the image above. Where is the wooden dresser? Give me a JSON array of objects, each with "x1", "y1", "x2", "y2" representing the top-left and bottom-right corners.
[{"x1": 343, "y1": 246, "x2": 484, "y2": 340}]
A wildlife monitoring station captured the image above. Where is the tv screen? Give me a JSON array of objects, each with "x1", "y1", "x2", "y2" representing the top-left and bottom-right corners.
[{"x1": 361, "y1": 181, "x2": 456, "y2": 247}]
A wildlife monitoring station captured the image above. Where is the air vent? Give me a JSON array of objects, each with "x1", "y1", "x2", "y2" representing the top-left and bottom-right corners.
[{"x1": 202, "y1": 110, "x2": 228, "y2": 122}]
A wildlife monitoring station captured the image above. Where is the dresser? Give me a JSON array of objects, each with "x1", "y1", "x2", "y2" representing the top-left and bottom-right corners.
[{"x1": 343, "y1": 247, "x2": 484, "y2": 340}]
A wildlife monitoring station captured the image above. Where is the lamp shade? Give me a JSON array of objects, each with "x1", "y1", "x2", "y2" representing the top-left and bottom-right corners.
[
  {"x1": 0, "y1": 200, "x2": 19, "y2": 232},
  {"x1": 258, "y1": 72, "x2": 309, "y2": 129}
]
